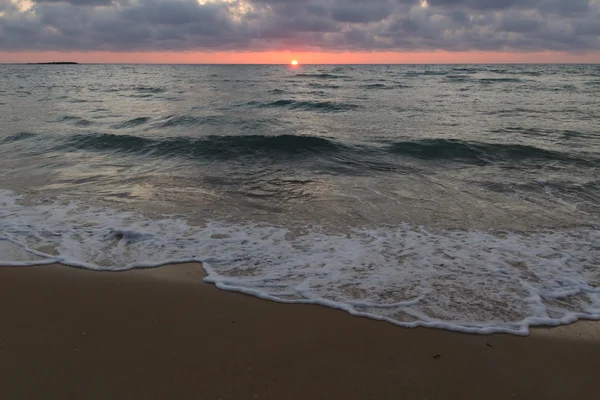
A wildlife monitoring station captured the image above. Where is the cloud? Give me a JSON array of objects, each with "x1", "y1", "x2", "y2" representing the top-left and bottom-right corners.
[
  {"x1": 0, "y1": 0, "x2": 598, "y2": 53},
  {"x1": 330, "y1": 0, "x2": 395, "y2": 23},
  {"x1": 32, "y1": 0, "x2": 114, "y2": 6}
]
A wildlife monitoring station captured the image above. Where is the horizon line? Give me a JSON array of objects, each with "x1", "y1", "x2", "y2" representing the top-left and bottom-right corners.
[{"x1": 3, "y1": 62, "x2": 600, "y2": 65}]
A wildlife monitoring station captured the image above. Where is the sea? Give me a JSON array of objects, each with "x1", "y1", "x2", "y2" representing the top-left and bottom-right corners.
[{"x1": 1, "y1": 64, "x2": 599, "y2": 334}]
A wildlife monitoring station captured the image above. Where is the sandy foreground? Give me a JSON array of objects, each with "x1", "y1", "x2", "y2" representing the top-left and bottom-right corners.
[{"x1": 1, "y1": 263, "x2": 600, "y2": 400}]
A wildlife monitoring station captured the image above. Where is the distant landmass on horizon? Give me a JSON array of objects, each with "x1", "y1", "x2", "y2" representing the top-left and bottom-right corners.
[{"x1": 26, "y1": 62, "x2": 79, "y2": 65}]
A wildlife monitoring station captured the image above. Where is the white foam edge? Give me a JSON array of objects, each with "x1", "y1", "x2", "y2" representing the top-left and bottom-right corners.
[
  {"x1": 0, "y1": 236, "x2": 57, "y2": 266},
  {"x1": 2, "y1": 236, "x2": 599, "y2": 336},
  {"x1": 201, "y1": 263, "x2": 600, "y2": 336}
]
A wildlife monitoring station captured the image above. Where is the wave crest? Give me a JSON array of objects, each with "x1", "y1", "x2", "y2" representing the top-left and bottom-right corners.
[{"x1": 60, "y1": 133, "x2": 344, "y2": 159}]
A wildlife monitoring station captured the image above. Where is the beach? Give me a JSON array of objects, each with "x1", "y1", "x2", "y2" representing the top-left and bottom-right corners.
[{"x1": 2, "y1": 263, "x2": 599, "y2": 400}]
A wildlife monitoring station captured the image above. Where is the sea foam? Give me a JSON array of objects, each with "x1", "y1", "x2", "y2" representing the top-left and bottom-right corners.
[{"x1": 1, "y1": 190, "x2": 599, "y2": 335}]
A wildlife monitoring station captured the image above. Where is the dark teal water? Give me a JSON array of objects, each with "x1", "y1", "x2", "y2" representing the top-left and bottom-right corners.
[{"x1": 1, "y1": 64, "x2": 599, "y2": 334}]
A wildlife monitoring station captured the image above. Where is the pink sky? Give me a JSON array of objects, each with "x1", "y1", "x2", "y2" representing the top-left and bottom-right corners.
[{"x1": 2, "y1": 51, "x2": 599, "y2": 64}]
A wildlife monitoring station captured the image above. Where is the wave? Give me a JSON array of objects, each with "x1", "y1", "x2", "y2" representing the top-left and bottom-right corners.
[
  {"x1": 478, "y1": 78, "x2": 525, "y2": 84},
  {"x1": 58, "y1": 133, "x2": 345, "y2": 159},
  {"x1": 134, "y1": 86, "x2": 166, "y2": 94},
  {"x1": 268, "y1": 88, "x2": 287, "y2": 94},
  {"x1": 445, "y1": 74, "x2": 472, "y2": 83},
  {"x1": 111, "y1": 117, "x2": 151, "y2": 129},
  {"x1": 561, "y1": 130, "x2": 591, "y2": 139},
  {"x1": 404, "y1": 70, "x2": 448, "y2": 77},
  {"x1": 307, "y1": 83, "x2": 341, "y2": 89},
  {"x1": 546, "y1": 84, "x2": 578, "y2": 92},
  {"x1": 385, "y1": 139, "x2": 598, "y2": 166},
  {"x1": 57, "y1": 116, "x2": 94, "y2": 127},
  {"x1": 392, "y1": 81, "x2": 412, "y2": 88},
  {"x1": 248, "y1": 99, "x2": 362, "y2": 112},
  {"x1": 155, "y1": 115, "x2": 224, "y2": 128},
  {"x1": 1, "y1": 189, "x2": 599, "y2": 335},
  {"x1": 103, "y1": 86, "x2": 166, "y2": 94},
  {"x1": 2, "y1": 132, "x2": 37, "y2": 143},
  {"x1": 484, "y1": 108, "x2": 545, "y2": 116},
  {"x1": 515, "y1": 71, "x2": 542, "y2": 77},
  {"x1": 69, "y1": 98, "x2": 102, "y2": 104},
  {"x1": 476, "y1": 178, "x2": 600, "y2": 208},
  {"x1": 294, "y1": 73, "x2": 349, "y2": 79},
  {"x1": 487, "y1": 69, "x2": 542, "y2": 77},
  {"x1": 360, "y1": 83, "x2": 392, "y2": 90},
  {"x1": 451, "y1": 67, "x2": 479, "y2": 74},
  {"x1": 49, "y1": 132, "x2": 599, "y2": 169}
]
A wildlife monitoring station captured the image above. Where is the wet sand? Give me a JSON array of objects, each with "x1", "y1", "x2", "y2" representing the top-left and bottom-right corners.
[{"x1": 1, "y1": 263, "x2": 599, "y2": 399}]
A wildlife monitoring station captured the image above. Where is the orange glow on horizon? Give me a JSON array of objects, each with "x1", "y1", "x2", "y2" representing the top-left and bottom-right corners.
[
  {"x1": 291, "y1": 60, "x2": 298, "y2": 66},
  {"x1": 1, "y1": 51, "x2": 599, "y2": 64}
]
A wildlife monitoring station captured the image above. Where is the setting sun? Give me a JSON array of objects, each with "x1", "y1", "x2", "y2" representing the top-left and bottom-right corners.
[{"x1": 291, "y1": 60, "x2": 298, "y2": 66}]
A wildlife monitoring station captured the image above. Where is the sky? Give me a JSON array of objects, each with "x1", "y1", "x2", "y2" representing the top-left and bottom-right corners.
[{"x1": 0, "y1": 0, "x2": 599, "y2": 63}]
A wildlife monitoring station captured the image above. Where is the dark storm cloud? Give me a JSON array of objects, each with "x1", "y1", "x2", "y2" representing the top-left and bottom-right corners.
[
  {"x1": 426, "y1": 0, "x2": 540, "y2": 10},
  {"x1": 330, "y1": 0, "x2": 394, "y2": 23},
  {"x1": 121, "y1": 0, "x2": 230, "y2": 26},
  {"x1": 426, "y1": 0, "x2": 590, "y2": 15},
  {"x1": 32, "y1": 0, "x2": 114, "y2": 6},
  {"x1": 498, "y1": 14, "x2": 542, "y2": 34},
  {"x1": 0, "y1": 0, "x2": 599, "y2": 52}
]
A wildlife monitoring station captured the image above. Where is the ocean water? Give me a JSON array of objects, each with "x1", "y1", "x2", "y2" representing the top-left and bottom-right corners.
[{"x1": 1, "y1": 64, "x2": 599, "y2": 334}]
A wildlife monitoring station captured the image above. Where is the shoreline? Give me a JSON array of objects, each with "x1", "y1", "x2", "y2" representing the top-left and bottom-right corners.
[
  {"x1": 4, "y1": 256, "x2": 599, "y2": 337},
  {"x1": 2, "y1": 263, "x2": 600, "y2": 399}
]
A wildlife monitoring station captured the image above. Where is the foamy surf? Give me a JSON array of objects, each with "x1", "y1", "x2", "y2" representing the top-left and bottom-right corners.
[{"x1": 1, "y1": 190, "x2": 598, "y2": 335}]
